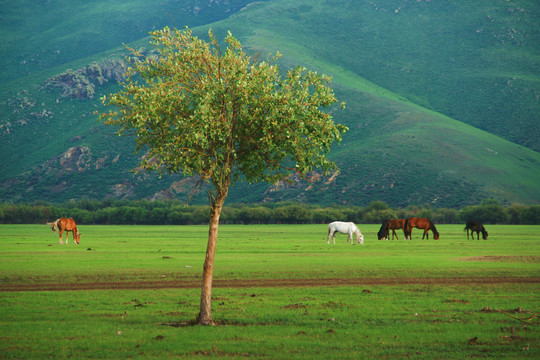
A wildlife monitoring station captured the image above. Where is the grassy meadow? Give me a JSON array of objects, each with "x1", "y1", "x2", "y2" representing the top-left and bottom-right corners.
[{"x1": 1, "y1": 224, "x2": 539, "y2": 358}]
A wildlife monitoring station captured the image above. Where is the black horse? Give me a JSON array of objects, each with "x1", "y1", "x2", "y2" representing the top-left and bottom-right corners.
[
  {"x1": 377, "y1": 219, "x2": 406, "y2": 240},
  {"x1": 377, "y1": 219, "x2": 390, "y2": 240},
  {"x1": 464, "y1": 221, "x2": 488, "y2": 240}
]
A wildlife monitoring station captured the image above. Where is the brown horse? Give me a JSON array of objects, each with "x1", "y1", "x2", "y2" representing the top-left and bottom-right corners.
[
  {"x1": 47, "y1": 218, "x2": 81, "y2": 244},
  {"x1": 464, "y1": 221, "x2": 488, "y2": 240},
  {"x1": 377, "y1": 219, "x2": 405, "y2": 240},
  {"x1": 404, "y1": 217, "x2": 439, "y2": 240}
]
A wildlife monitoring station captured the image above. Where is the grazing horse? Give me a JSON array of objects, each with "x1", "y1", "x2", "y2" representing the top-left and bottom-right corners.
[
  {"x1": 47, "y1": 218, "x2": 81, "y2": 244},
  {"x1": 377, "y1": 220, "x2": 390, "y2": 240},
  {"x1": 404, "y1": 217, "x2": 439, "y2": 240},
  {"x1": 377, "y1": 219, "x2": 405, "y2": 240},
  {"x1": 464, "y1": 221, "x2": 488, "y2": 240},
  {"x1": 327, "y1": 221, "x2": 364, "y2": 245}
]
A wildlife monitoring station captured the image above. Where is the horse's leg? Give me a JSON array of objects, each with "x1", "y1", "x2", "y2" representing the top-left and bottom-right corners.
[
  {"x1": 66, "y1": 231, "x2": 69, "y2": 244},
  {"x1": 327, "y1": 230, "x2": 336, "y2": 244},
  {"x1": 59, "y1": 229, "x2": 64, "y2": 245},
  {"x1": 392, "y1": 229, "x2": 398, "y2": 240}
]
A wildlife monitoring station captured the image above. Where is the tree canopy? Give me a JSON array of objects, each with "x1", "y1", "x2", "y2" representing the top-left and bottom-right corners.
[
  {"x1": 99, "y1": 27, "x2": 347, "y2": 324},
  {"x1": 101, "y1": 27, "x2": 347, "y2": 193}
]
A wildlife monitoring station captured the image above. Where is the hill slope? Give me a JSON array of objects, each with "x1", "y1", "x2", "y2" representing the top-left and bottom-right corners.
[
  {"x1": 0, "y1": 0, "x2": 539, "y2": 207},
  {"x1": 0, "y1": 0, "x2": 265, "y2": 84}
]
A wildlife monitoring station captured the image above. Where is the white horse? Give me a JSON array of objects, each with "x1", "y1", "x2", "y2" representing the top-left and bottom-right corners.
[{"x1": 327, "y1": 221, "x2": 364, "y2": 245}]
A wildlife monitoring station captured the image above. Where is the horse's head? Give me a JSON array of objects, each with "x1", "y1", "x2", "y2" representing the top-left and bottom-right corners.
[
  {"x1": 74, "y1": 231, "x2": 81, "y2": 244},
  {"x1": 433, "y1": 232, "x2": 440, "y2": 240},
  {"x1": 356, "y1": 231, "x2": 364, "y2": 245},
  {"x1": 482, "y1": 230, "x2": 488, "y2": 240},
  {"x1": 377, "y1": 220, "x2": 389, "y2": 240}
]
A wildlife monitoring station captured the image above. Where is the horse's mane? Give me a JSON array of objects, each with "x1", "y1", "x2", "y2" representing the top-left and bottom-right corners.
[{"x1": 429, "y1": 219, "x2": 439, "y2": 235}]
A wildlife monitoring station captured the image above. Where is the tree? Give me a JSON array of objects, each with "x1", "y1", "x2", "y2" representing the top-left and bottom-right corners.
[
  {"x1": 99, "y1": 27, "x2": 347, "y2": 325},
  {"x1": 459, "y1": 199, "x2": 508, "y2": 224}
]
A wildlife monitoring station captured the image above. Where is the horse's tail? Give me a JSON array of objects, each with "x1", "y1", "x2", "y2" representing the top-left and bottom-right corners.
[
  {"x1": 47, "y1": 219, "x2": 59, "y2": 233},
  {"x1": 403, "y1": 218, "x2": 409, "y2": 237}
]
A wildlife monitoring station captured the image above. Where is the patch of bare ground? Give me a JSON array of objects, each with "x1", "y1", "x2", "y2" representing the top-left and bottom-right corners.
[
  {"x1": 1, "y1": 277, "x2": 539, "y2": 292},
  {"x1": 460, "y1": 255, "x2": 539, "y2": 263}
]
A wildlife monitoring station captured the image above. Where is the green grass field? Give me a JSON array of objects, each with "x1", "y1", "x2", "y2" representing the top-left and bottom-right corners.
[{"x1": 1, "y1": 224, "x2": 539, "y2": 358}]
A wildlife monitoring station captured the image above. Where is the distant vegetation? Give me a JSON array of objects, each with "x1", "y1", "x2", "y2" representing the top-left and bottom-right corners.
[{"x1": 1, "y1": 199, "x2": 538, "y2": 225}]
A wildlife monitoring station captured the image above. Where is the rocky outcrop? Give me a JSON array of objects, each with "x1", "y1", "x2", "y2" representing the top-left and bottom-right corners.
[
  {"x1": 58, "y1": 146, "x2": 93, "y2": 174},
  {"x1": 265, "y1": 171, "x2": 339, "y2": 193},
  {"x1": 45, "y1": 58, "x2": 127, "y2": 99},
  {"x1": 111, "y1": 179, "x2": 135, "y2": 198},
  {"x1": 35, "y1": 146, "x2": 119, "y2": 179},
  {"x1": 148, "y1": 177, "x2": 206, "y2": 201}
]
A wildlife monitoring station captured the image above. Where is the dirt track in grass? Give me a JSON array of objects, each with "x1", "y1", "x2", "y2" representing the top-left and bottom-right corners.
[{"x1": 2, "y1": 277, "x2": 539, "y2": 292}]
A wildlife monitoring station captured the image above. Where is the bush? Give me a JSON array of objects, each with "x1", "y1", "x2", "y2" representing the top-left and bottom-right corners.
[
  {"x1": 459, "y1": 199, "x2": 508, "y2": 224},
  {"x1": 1, "y1": 200, "x2": 538, "y2": 225}
]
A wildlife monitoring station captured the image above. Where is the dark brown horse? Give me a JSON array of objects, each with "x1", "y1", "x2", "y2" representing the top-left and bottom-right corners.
[
  {"x1": 47, "y1": 218, "x2": 81, "y2": 244},
  {"x1": 464, "y1": 221, "x2": 488, "y2": 240},
  {"x1": 404, "y1": 217, "x2": 439, "y2": 240},
  {"x1": 377, "y1": 219, "x2": 405, "y2": 240}
]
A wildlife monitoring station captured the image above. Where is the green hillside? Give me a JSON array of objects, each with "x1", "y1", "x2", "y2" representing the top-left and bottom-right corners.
[
  {"x1": 0, "y1": 0, "x2": 264, "y2": 84},
  {"x1": 219, "y1": 0, "x2": 540, "y2": 151},
  {"x1": 0, "y1": 0, "x2": 539, "y2": 207}
]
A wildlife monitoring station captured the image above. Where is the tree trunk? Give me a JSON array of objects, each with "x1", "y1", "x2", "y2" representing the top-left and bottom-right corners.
[{"x1": 197, "y1": 189, "x2": 227, "y2": 325}]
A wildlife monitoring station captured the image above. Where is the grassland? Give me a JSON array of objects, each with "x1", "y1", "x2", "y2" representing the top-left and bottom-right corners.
[{"x1": 1, "y1": 224, "x2": 538, "y2": 358}]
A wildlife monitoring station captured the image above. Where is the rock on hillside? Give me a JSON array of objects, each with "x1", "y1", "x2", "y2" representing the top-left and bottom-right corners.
[{"x1": 45, "y1": 59, "x2": 127, "y2": 99}]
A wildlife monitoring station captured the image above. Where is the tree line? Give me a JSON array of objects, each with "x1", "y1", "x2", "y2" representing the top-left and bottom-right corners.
[{"x1": 0, "y1": 199, "x2": 538, "y2": 225}]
